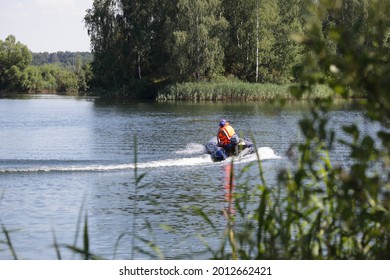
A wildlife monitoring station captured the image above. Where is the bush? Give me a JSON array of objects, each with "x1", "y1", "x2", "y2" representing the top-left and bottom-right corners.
[{"x1": 23, "y1": 64, "x2": 79, "y2": 93}]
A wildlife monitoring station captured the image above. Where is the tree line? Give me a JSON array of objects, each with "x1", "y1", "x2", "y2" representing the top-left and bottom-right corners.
[
  {"x1": 84, "y1": 0, "x2": 377, "y2": 95},
  {"x1": 1, "y1": 0, "x2": 384, "y2": 97},
  {"x1": 32, "y1": 52, "x2": 93, "y2": 68},
  {"x1": 0, "y1": 35, "x2": 92, "y2": 93}
]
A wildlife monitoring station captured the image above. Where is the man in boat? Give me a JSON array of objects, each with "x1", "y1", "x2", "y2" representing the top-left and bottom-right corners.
[{"x1": 217, "y1": 119, "x2": 239, "y2": 156}]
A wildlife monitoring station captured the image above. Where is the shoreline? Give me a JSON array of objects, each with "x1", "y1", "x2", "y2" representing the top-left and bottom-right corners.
[{"x1": 2, "y1": 81, "x2": 364, "y2": 101}]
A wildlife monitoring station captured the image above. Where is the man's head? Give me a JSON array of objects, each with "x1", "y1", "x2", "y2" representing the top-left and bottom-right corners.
[{"x1": 219, "y1": 119, "x2": 227, "y2": 127}]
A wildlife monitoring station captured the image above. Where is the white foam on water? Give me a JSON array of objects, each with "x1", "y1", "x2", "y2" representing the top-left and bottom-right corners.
[
  {"x1": 0, "y1": 147, "x2": 281, "y2": 173},
  {"x1": 0, "y1": 164, "x2": 133, "y2": 173},
  {"x1": 174, "y1": 143, "x2": 206, "y2": 155},
  {"x1": 137, "y1": 154, "x2": 213, "y2": 168},
  {"x1": 0, "y1": 156, "x2": 213, "y2": 173},
  {"x1": 231, "y1": 147, "x2": 282, "y2": 164},
  {"x1": 258, "y1": 147, "x2": 282, "y2": 160}
]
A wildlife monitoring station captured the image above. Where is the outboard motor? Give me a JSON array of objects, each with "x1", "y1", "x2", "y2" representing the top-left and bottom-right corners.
[
  {"x1": 236, "y1": 137, "x2": 255, "y2": 157},
  {"x1": 230, "y1": 134, "x2": 240, "y2": 145}
]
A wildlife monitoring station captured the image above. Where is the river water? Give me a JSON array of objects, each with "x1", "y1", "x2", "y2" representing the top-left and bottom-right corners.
[{"x1": 0, "y1": 94, "x2": 366, "y2": 259}]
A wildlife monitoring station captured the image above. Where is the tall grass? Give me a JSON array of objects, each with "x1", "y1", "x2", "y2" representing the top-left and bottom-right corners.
[
  {"x1": 0, "y1": 190, "x2": 18, "y2": 260},
  {"x1": 198, "y1": 131, "x2": 390, "y2": 259},
  {"x1": 157, "y1": 81, "x2": 337, "y2": 101},
  {"x1": 1, "y1": 224, "x2": 18, "y2": 260}
]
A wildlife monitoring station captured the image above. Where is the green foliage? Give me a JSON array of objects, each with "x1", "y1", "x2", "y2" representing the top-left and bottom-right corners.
[
  {"x1": 84, "y1": 0, "x2": 118, "y2": 88},
  {"x1": 84, "y1": 0, "x2": 173, "y2": 90},
  {"x1": 0, "y1": 35, "x2": 93, "y2": 93},
  {"x1": 223, "y1": 0, "x2": 289, "y2": 83},
  {"x1": 171, "y1": 0, "x2": 227, "y2": 80},
  {"x1": 23, "y1": 64, "x2": 79, "y2": 93},
  {"x1": 85, "y1": 0, "x2": 383, "y2": 96},
  {"x1": 198, "y1": 0, "x2": 390, "y2": 260},
  {"x1": 77, "y1": 62, "x2": 93, "y2": 93},
  {"x1": 157, "y1": 80, "x2": 335, "y2": 101},
  {"x1": 0, "y1": 35, "x2": 32, "y2": 91},
  {"x1": 84, "y1": 0, "x2": 310, "y2": 94},
  {"x1": 31, "y1": 51, "x2": 93, "y2": 68}
]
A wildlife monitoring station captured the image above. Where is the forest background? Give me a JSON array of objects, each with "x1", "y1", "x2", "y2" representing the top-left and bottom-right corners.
[
  {"x1": 1, "y1": 0, "x2": 382, "y2": 100},
  {"x1": 1, "y1": 0, "x2": 390, "y2": 259}
]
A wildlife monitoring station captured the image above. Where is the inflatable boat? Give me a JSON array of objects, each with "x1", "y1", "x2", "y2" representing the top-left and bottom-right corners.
[{"x1": 205, "y1": 135, "x2": 255, "y2": 162}]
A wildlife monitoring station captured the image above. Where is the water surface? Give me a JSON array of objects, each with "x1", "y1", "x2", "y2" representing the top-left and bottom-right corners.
[{"x1": 0, "y1": 95, "x2": 365, "y2": 259}]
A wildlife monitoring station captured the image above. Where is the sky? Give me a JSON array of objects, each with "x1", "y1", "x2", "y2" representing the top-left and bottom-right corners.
[{"x1": 0, "y1": 0, "x2": 93, "y2": 52}]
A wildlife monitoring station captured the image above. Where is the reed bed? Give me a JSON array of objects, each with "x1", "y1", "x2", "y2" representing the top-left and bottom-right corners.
[{"x1": 157, "y1": 81, "x2": 335, "y2": 101}]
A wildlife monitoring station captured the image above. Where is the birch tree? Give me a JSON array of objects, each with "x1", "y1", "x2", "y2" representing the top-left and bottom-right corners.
[
  {"x1": 171, "y1": 0, "x2": 228, "y2": 80},
  {"x1": 84, "y1": 0, "x2": 122, "y2": 88},
  {"x1": 223, "y1": 0, "x2": 280, "y2": 83}
]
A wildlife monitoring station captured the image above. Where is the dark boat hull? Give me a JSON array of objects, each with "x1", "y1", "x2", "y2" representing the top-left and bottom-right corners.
[{"x1": 205, "y1": 136, "x2": 255, "y2": 162}]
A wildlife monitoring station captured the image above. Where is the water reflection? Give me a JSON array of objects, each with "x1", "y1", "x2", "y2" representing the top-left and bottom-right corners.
[{"x1": 223, "y1": 163, "x2": 235, "y2": 216}]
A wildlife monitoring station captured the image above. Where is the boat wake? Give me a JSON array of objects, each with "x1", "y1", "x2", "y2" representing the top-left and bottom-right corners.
[
  {"x1": 0, "y1": 145, "x2": 281, "y2": 173},
  {"x1": 233, "y1": 147, "x2": 282, "y2": 163}
]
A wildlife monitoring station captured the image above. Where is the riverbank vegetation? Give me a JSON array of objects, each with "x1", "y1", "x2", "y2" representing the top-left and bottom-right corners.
[
  {"x1": 83, "y1": 0, "x2": 381, "y2": 100},
  {"x1": 31, "y1": 52, "x2": 92, "y2": 68},
  {"x1": 199, "y1": 0, "x2": 390, "y2": 259},
  {"x1": 0, "y1": 35, "x2": 92, "y2": 94},
  {"x1": 1, "y1": 0, "x2": 389, "y2": 260},
  {"x1": 157, "y1": 81, "x2": 338, "y2": 101},
  {"x1": 1, "y1": 0, "x2": 384, "y2": 100},
  {"x1": 83, "y1": 0, "x2": 306, "y2": 97}
]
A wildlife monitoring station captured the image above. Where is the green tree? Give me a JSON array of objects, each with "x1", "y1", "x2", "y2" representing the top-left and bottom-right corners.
[
  {"x1": 85, "y1": 0, "x2": 174, "y2": 91},
  {"x1": 222, "y1": 0, "x2": 253, "y2": 80},
  {"x1": 85, "y1": 0, "x2": 122, "y2": 89},
  {"x1": 275, "y1": 0, "x2": 307, "y2": 83},
  {"x1": 222, "y1": 0, "x2": 282, "y2": 83},
  {"x1": 22, "y1": 64, "x2": 80, "y2": 93},
  {"x1": 23, "y1": 66, "x2": 51, "y2": 92},
  {"x1": 31, "y1": 52, "x2": 93, "y2": 68},
  {"x1": 199, "y1": 0, "x2": 390, "y2": 260},
  {"x1": 320, "y1": 0, "x2": 371, "y2": 55},
  {"x1": 75, "y1": 57, "x2": 93, "y2": 92},
  {"x1": 54, "y1": 68, "x2": 78, "y2": 93},
  {"x1": 171, "y1": 0, "x2": 228, "y2": 81},
  {"x1": 254, "y1": 0, "x2": 281, "y2": 83},
  {"x1": 0, "y1": 35, "x2": 32, "y2": 90},
  {"x1": 117, "y1": 0, "x2": 179, "y2": 81},
  {"x1": 147, "y1": 0, "x2": 178, "y2": 78}
]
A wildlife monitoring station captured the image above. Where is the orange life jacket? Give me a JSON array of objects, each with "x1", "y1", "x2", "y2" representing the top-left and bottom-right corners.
[{"x1": 217, "y1": 123, "x2": 236, "y2": 146}]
